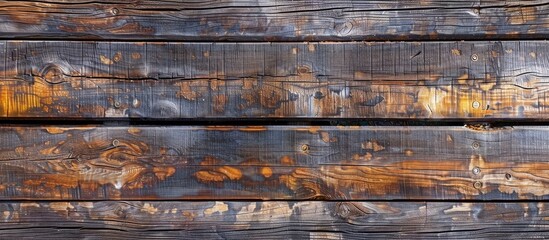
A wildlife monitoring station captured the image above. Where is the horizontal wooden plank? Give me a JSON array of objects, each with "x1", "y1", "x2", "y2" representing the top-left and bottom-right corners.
[
  {"x1": 1, "y1": 201, "x2": 549, "y2": 239},
  {"x1": 0, "y1": 1, "x2": 548, "y2": 41},
  {"x1": 1, "y1": 41, "x2": 549, "y2": 119},
  {"x1": 1, "y1": 125, "x2": 549, "y2": 200}
]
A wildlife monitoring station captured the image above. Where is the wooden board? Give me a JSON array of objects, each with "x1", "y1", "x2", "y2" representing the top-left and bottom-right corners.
[
  {"x1": 2, "y1": 41, "x2": 549, "y2": 119},
  {"x1": 1, "y1": 201, "x2": 549, "y2": 239},
  {"x1": 1, "y1": 1, "x2": 548, "y2": 41},
  {"x1": 2, "y1": 125, "x2": 549, "y2": 200}
]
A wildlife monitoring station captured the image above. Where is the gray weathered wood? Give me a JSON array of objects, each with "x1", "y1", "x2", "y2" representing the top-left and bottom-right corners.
[
  {"x1": 2, "y1": 41, "x2": 549, "y2": 119},
  {"x1": 0, "y1": 201, "x2": 548, "y2": 239},
  {"x1": 1, "y1": 125, "x2": 549, "y2": 200},
  {"x1": 0, "y1": 1, "x2": 548, "y2": 41}
]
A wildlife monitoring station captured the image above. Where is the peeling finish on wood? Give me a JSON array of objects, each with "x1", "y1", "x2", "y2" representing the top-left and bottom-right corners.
[
  {"x1": 1, "y1": 201, "x2": 549, "y2": 239},
  {"x1": 0, "y1": 125, "x2": 549, "y2": 200},
  {"x1": 0, "y1": 1, "x2": 548, "y2": 41},
  {"x1": 1, "y1": 41, "x2": 549, "y2": 119}
]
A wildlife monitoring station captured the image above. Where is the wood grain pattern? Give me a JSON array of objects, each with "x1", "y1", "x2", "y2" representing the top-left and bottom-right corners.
[
  {"x1": 0, "y1": 1, "x2": 548, "y2": 41},
  {"x1": 2, "y1": 41, "x2": 549, "y2": 119},
  {"x1": 1, "y1": 125, "x2": 549, "y2": 200},
  {"x1": 1, "y1": 200, "x2": 549, "y2": 239}
]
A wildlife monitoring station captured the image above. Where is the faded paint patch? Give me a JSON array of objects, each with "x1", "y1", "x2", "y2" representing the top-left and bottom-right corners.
[
  {"x1": 204, "y1": 201, "x2": 228, "y2": 216},
  {"x1": 99, "y1": 55, "x2": 114, "y2": 65},
  {"x1": 50, "y1": 202, "x2": 74, "y2": 212},
  {"x1": 361, "y1": 141, "x2": 385, "y2": 151},
  {"x1": 141, "y1": 203, "x2": 158, "y2": 214}
]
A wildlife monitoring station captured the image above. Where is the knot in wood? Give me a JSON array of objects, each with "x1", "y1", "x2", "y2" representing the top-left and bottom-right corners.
[
  {"x1": 473, "y1": 181, "x2": 483, "y2": 189},
  {"x1": 41, "y1": 64, "x2": 65, "y2": 84},
  {"x1": 471, "y1": 141, "x2": 480, "y2": 149},
  {"x1": 301, "y1": 144, "x2": 310, "y2": 153},
  {"x1": 111, "y1": 8, "x2": 119, "y2": 15}
]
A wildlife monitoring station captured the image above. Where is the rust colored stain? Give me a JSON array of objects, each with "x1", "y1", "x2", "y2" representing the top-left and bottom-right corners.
[
  {"x1": 213, "y1": 95, "x2": 227, "y2": 113},
  {"x1": 280, "y1": 156, "x2": 295, "y2": 165},
  {"x1": 361, "y1": 141, "x2": 385, "y2": 152},
  {"x1": 261, "y1": 167, "x2": 273, "y2": 178},
  {"x1": 239, "y1": 126, "x2": 268, "y2": 132}
]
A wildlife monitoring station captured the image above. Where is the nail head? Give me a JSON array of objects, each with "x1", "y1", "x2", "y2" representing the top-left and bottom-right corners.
[
  {"x1": 472, "y1": 167, "x2": 481, "y2": 175},
  {"x1": 472, "y1": 141, "x2": 480, "y2": 149},
  {"x1": 472, "y1": 101, "x2": 480, "y2": 109},
  {"x1": 112, "y1": 139, "x2": 120, "y2": 147},
  {"x1": 471, "y1": 54, "x2": 479, "y2": 61}
]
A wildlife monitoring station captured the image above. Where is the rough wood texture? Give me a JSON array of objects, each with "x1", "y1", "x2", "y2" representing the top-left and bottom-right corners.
[
  {"x1": 1, "y1": 1, "x2": 548, "y2": 41},
  {"x1": 1, "y1": 125, "x2": 549, "y2": 200},
  {"x1": 2, "y1": 41, "x2": 549, "y2": 119},
  {"x1": 1, "y1": 201, "x2": 549, "y2": 239}
]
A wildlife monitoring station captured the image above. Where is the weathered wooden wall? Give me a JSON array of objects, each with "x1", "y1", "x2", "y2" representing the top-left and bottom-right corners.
[
  {"x1": 0, "y1": 125, "x2": 548, "y2": 200},
  {"x1": 0, "y1": 41, "x2": 548, "y2": 119},
  {"x1": 2, "y1": 0, "x2": 549, "y2": 239},
  {"x1": 1, "y1": 201, "x2": 548, "y2": 239},
  {"x1": 1, "y1": 0, "x2": 548, "y2": 41}
]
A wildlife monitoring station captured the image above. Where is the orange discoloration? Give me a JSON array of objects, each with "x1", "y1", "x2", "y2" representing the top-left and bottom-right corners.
[
  {"x1": 280, "y1": 156, "x2": 295, "y2": 165},
  {"x1": 416, "y1": 86, "x2": 509, "y2": 118},
  {"x1": 0, "y1": 80, "x2": 71, "y2": 116},
  {"x1": 201, "y1": 156, "x2": 224, "y2": 165},
  {"x1": 131, "y1": 52, "x2": 141, "y2": 59},
  {"x1": 153, "y1": 167, "x2": 176, "y2": 181},
  {"x1": 508, "y1": 6, "x2": 537, "y2": 25},
  {"x1": 242, "y1": 78, "x2": 257, "y2": 90},
  {"x1": 210, "y1": 79, "x2": 224, "y2": 91},
  {"x1": 352, "y1": 153, "x2": 372, "y2": 161},
  {"x1": 99, "y1": 55, "x2": 114, "y2": 65},
  {"x1": 15, "y1": 146, "x2": 24, "y2": 154},
  {"x1": 295, "y1": 126, "x2": 322, "y2": 134},
  {"x1": 195, "y1": 170, "x2": 226, "y2": 182},
  {"x1": 259, "y1": 86, "x2": 283, "y2": 109},
  {"x1": 261, "y1": 167, "x2": 273, "y2": 178},
  {"x1": 213, "y1": 94, "x2": 227, "y2": 113},
  {"x1": 217, "y1": 166, "x2": 242, "y2": 180},
  {"x1": 21, "y1": 136, "x2": 178, "y2": 192},
  {"x1": 457, "y1": 74, "x2": 469, "y2": 85},
  {"x1": 354, "y1": 71, "x2": 369, "y2": 80},
  {"x1": 45, "y1": 127, "x2": 66, "y2": 134},
  {"x1": 320, "y1": 131, "x2": 337, "y2": 143},
  {"x1": 175, "y1": 81, "x2": 206, "y2": 101},
  {"x1": 141, "y1": 203, "x2": 158, "y2": 214},
  {"x1": 451, "y1": 49, "x2": 462, "y2": 56},
  {"x1": 362, "y1": 141, "x2": 385, "y2": 152},
  {"x1": 320, "y1": 132, "x2": 330, "y2": 143},
  {"x1": 49, "y1": 202, "x2": 74, "y2": 212},
  {"x1": 204, "y1": 126, "x2": 236, "y2": 131},
  {"x1": 404, "y1": 149, "x2": 414, "y2": 157},
  {"x1": 204, "y1": 201, "x2": 229, "y2": 216},
  {"x1": 240, "y1": 126, "x2": 267, "y2": 132},
  {"x1": 127, "y1": 127, "x2": 141, "y2": 135}
]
